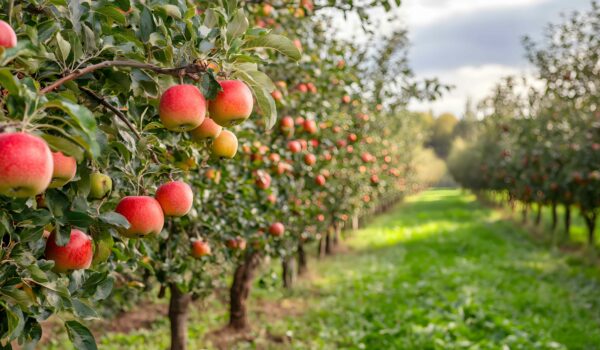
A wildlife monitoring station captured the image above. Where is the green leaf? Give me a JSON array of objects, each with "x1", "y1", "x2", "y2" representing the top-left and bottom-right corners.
[
  {"x1": 65, "y1": 321, "x2": 97, "y2": 350},
  {"x1": 227, "y1": 10, "x2": 248, "y2": 40},
  {"x1": 65, "y1": 211, "x2": 94, "y2": 228},
  {"x1": 98, "y1": 212, "x2": 130, "y2": 229},
  {"x1": 243, "y1": 34, "x2": 301, "y2": 61},
  {"x1": 41, "y1": 134, "x2": 85, "y2": 162},
  {"x1": 156, "y1": 4, "x2": 182, "y2": 19},
  {"x1": 200, "y1": 71, "x2": 222, "y2": 100},
  {"x1": 5, "y1": 305, "x2": 25, "y2": 341},
  {"x1": 71, "y1": 299, "x2": 98, "y2": 320},
  {"x1": 0, "y1": 68, "x2": 19, "y2": 94},
  {"x1": 233, "y1": 70, "x2": 277, "y2": 129},
  {"x1": 139, "y1": 6, "x2": 155, "y2": 42},
  {"x1": 95, "y1": 5, "x2": 127, "y2": 25},
  {"x1": 55, "y1": 32, "x2": 72, "y2": 62}
]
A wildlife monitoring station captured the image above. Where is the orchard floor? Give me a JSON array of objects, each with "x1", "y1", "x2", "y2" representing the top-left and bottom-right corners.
[{"x1": 44, "y1": 189, "x2": 600, "y2": 350}]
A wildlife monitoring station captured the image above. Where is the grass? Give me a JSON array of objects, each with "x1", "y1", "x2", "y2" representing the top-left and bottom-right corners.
[{"x1": 43, "y1": 189, "x2": 600, "y2": 349}]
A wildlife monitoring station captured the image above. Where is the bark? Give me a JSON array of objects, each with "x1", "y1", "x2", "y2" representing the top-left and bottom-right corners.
[
  {"x1": 229, "y1": 252, "x2": 261, "y2": 330},
  {"x1": 522, "y1": 204, "x2": 529, "y2": 224},
  {"x1": 325, "y1": 228, "x2": 333, "y2": 255},
  {"x1": 551, "y1": 201, "x2": 558, "y2": 231},
  {"x1": 583, "y1": 212, "x2": 597, "y2": 247},
  {"x1": 168, "y1": 284, "x2": 192, "y2": 350},
  {"x1": 564, "y1": 204, "x2": 572, "y2": 240},
  {"x1": 352, "y1": 215, "x2": 359, "y2": 230},
  {"x1": 332, "y1": 223, "x2": 340, "y2": 246},
  {"x1": 317, "y1": 235, "x2": 325, "y2": 258},
  {"x1": 282, "y1": 257, "x2": 295, "y2": 289},
  {"x1": 297, "y1": 242, "x2": 308, "y2": 276},
  {"x1": 535, "y1": 203, "x2": 542, "y2": 226}
]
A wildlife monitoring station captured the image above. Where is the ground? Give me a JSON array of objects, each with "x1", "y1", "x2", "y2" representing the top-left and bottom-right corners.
[{"x1": 42, "y1": 189, "x2": 600, "y2": 349}]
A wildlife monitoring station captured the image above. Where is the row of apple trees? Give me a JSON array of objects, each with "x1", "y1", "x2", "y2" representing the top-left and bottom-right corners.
[
  {"x1": 448, "y1": 2, "x2": 600, "y2": 246},
  {"x1": 0, "y1": 0, "x2": 435, "y2": 349}
]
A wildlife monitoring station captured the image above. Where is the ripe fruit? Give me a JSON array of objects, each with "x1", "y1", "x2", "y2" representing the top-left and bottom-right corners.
[
  {"x1": 89, "y1": 172, "x2": 112, "y2": 199},
  {"x1": 267, "y1": 194, "x2": 277, "y2": 204},
  {"x1": 226, "y1": 237, "x2": 247, "y2": 250},
  {"x1": 271, "y1": 90, "x2": 283, "y2": 101},
  {"x1": 315, "y1": 174, "x2": 326, "y2": 186},
  {"x1": 115, "y1": 196, "x2": 165, "y2": 238},
  {"x1": 159, "y1": 85, "x2": 207, "y2": 131},
  {"x1": 268, "y1": 153, "x2": 281, "y2": 163},
  {"x1": 261, "y1": 4, "x2": 274, "y2": 16},
  {"x1": 288, "y1": 140, "x2": 302, "y2": 153},
  {"x1": 0, "y1": 133, "x2": 53, "y2": 198},
  {"x1": 255, "y1": 170, "x2": 271, "y2": 190},
  {"x1": 306, "y1": 83, "x2": 317, "y2": 93},
  {"x1": 212, "y1": 130, "x2": 238, "y2": 158},
  {"x1": 49, "y1": 152, "x2": 77, "y2": 188},
  {"x1": 191, "y1": 117, "x2": 222, "y2": 140},
  {"x1": 0, "y1": 20, "x2": 17, "y2": 49},
  {"x1": 269, "y1": 222, "x2": 285, "y2": 237},
  {"x1": 155, "y1": 181, "x2": 193, "y2": 217},
  {"x1": 371, "y1": 175, "x2": 380, "y2": 184},
  {"x1": 280, "y1": 116, "x2": 294, "y2": 135},
  {"x1": 304, "y1": 153, "x2": 316, "y2": 166},
  {"x1": 317, "y1": 214, "x2": 325, "y2": 222},
  {"x1": 191, "y1": 240, "x2": 211, "y2": 258},
  {"x1": 342, "y1": 95, "x2": 351, "y2": 104},
  {"x1": 303, "y1": 119, "x2": 317, "y2": 134},
  {"x1": 348, "y1": 133, "x2": 357, "y2": 142},
  {"x1": 45, "y1": 229, "x2": 93, "y2": 273},
  {"x1": 296, "y1": 83, "x2": 308, "y2": 93},
  {"x1": 209, "y1": 80, "x2": 253, "y2": 127}
]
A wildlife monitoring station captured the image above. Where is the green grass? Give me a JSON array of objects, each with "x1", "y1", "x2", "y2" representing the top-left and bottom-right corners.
[{"x1": 43, "y1": 189, "x2": 600, "y2": 349}]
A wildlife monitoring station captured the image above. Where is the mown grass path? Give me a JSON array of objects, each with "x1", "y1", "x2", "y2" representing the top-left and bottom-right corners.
[
  {"x1": 267, "y1": 189, "x2": 600, "y2": 350},
  {"x1": 44, "y1": 189, "x2": 600, "y2": 350}
]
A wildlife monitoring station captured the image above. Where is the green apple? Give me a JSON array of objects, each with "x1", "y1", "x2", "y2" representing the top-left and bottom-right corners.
[{"x1": 89, "y1": 172, "x2": 112, "y2": 199}]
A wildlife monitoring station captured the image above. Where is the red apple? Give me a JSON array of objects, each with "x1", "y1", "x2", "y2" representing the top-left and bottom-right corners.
[
  {"x1": 45, "y1": 229, "x2": 93, "y2": 272},
  {"x1": 304, "y1": 153, "x2": 316, "y2": 166},
  {"x1": 159, "y1": 84, "x2": 206, "y2": 131},
  {"x1": 209, "y1": 80, "x2": 254, "y2": 127},
  {"x1": 303, "y1": 119, "x2": 317, "y2": 134},
  {"x1": 288, "y1": 140, "x2": 302, "y2": 153},
  {"x1": 255, "y1": 170, "x2": 272, "y2": 190},
  {"x1": 315, "y1": 174, "x2": 326, "y2": 186},
  {"x1": 191, "y1": 240, "x2": 211, "y2": 258},
  {"x1": 269, "y1": 222, "x2": 285, "y2": 237},
  {"x1": 212, "y1": 130, "x2": 238, "y2": 158},
  {"x1": 0, "y1": 132, "x2": 53, "y2": 197},
  {"x1": 155, "y1": 181, "x2": 193, "y2": 217},
  {"x1": 115, "y1": 196, "x2": 165, "y2": 238},
  {"x1": 190, "y1": 117, "x2": 222, "y2": 140},
  {"x1": 49, "y1": 151, "x2": 77, "y2": 188},
  {"x1": 0, "y1": 20, "x2": 17, "y2": 49}
]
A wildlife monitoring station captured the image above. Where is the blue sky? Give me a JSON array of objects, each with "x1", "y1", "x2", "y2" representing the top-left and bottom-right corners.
[{"x1": 402, "y1": 0, "x2": 591, "y2": 115}]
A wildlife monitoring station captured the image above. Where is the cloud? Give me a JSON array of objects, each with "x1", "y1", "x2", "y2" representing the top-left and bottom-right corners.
[{"x1": 408, "y1": 64, "x2": 535, "y2": 116}]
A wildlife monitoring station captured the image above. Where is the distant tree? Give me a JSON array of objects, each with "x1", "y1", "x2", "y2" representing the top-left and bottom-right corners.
[{"x1": 428, "y1": 112, "x2": 459, "y2": 158}]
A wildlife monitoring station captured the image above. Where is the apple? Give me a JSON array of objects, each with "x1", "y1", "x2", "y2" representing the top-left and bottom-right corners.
[
  {"x1": 304, "y1": 153, "x2": 316, "y2": 166},
  {"x1": 115, "y1": 196, "x2": 165, "y2": 238},
  {"x1": 49, "y1": 151, "x2": 77, "y2": 188},
  {"x1": 280, "y1": 116, "x2": 295, "y2": 135},
  {"x1": 346, "y1": 145, "x2": 354, "y2": 153},
  {"x1": 212, "y1": 130, "x2": 238, "y2": 158},
  {"x1": 45, "y1": 229, "x2": 93, "y2": 272},
  {"x1": 306, "y1": 83, "x2": 317, "y2": 93},
  {"x1": 261, "y1": 4, "x2": 274, "y2": 16},
  {"x1": 342, "y1": 95, "x2": 351, "y2": 104},
  {"x1": 296, "y1": 83, "x2": 308, "y2": 93},
  {"x1": 317, "y1": 214, "x2": 325, "y2": 222},
  {"x1": 315, "y1": 174, "x2": 326, "y2": 186},
  {"x1": 303, "y1": 119, "x2": 317, "y2": 134},
  {"x1": 0, "y1": 20, "x2": 17, "y2": 49},
  {"x1": 159, "y1": 84, "x2": 206, "y2": 131},
  {"x1": 268, "y1": 153, "x2": 281, "y2": 163},
  {"x1": 89, "y1": 172, "x2": 112, "y2": 199},
  {"x1": 209, "y1": 80, "x2": 253, "y2": 127},
  {"x1": 293, "y1": 39, "x2": 303, "y2": 51},
  {"x1": 348, "y1": 133, "x2": 357, "y2": 142},
  {"x1": 0, "y1": 132, "x2": 53, "y2": 197},
  {"x1": 288, "y1": 140, "x2": 302, "y2": 153},
  {"x1": 310, "y1": 139, "x2": 319, "y2": 148},
  {"x1": 337, "y1": 59, "x2": 345, "y2": 69},
  {"x1": 226, "y1": 237, "x2": 247, "y2": 250},
  {"x1": 190, "y1": 117, "x2": 222, "y2": 140},
  {"x1": 271, "y1": 90, "x2": 283, "y2": 101},
  {"x1": 191, "y1": 240, "x2": 211, "y2": 258},
  {"x1": 295, "y1": 117, "x2": 305, "y2": 126},
  {"x1": 155, "y1": 181, "x2": 193, "y2": 217},
  {"x1": 255, "y1": 170, "x2": 271, "y2": 190},
  {"x1": 370, "y1": 175, "x2": 380, "y2": 184},
  {"x1": 267, "y1": 194, "x2": 277, "y2": 204},
  {"x1": 269, "y1": 222, "x2": 285, "y2": 237}
]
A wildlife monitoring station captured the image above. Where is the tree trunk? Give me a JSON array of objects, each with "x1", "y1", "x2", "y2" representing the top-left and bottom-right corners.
[
  {"x1": 168, "y1": 284, "x2": 192, "y2": 350},
  {"x1": 522, "y1": 204, "x2": 529, "y2": 224},
  {"x1": 282, "y1": 257, "x2": 295, "y2": 289},
  {"x1": 317, "y1": 235, "x2": 325, "y2": 258},
  {"x1": 535, "y1": 203, "x2": 542, "y2": 226},
  {"x1": 297, "y1": 241, "x2": 308, "y2": 276},
  {"x1": 325, "y1": 228, "x2": 333, "y2": 255},
  {"x1": 352, "y1": 215, "x2": 359, "y2": 230},
  {"x1": 583, "y1": 212, "x2": 597, "y2": 247},
  {"x1": 229, "y1": 252, "x2": 261, "y2": 330},
  {"x1": 332, "y1": 223, "x2": 340, "y2": 246},
  {"x1": 564, "y1": 204, "x2": 572, "y2": 240},
  {"x1": 551, "y1": 201, "x2": 558, "y2": 231}
]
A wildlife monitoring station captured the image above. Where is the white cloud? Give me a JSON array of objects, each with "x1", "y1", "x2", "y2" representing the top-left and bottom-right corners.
[{"x1": 409, "y1": 64, "x2": 536, "y2": 116}]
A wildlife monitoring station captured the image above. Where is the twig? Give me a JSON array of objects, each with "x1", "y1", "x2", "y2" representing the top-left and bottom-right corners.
[
  {"x1": 80, "y1": 86, "x2": 161, "y2": 164},
  {"x1": 41, "y1": 60, "x2": 208, "y2": 94}
]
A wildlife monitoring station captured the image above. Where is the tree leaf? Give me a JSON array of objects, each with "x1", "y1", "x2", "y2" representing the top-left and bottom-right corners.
[
  {"x1": 227, "y1": 10, "x2": 248, "y2": 40},
  {"x1": 41, "y1": 134, "x2": 85, "y2": 162},
  {"x1": 95, "y1": 5, "x2": 127, "y2": 25},
  {"x1": 233, "y1": 70, "x2": 277, "y2": 129},
  {"x1": 98, "y1": 212, "x2": 130, "y2": 229},
  {"x1": 65, "y1": 321, "x2": 97, "y2": 350},
  {"x1": 71, "y1": 299, "x2": 98, "y2": 320},
  {"x1": 200, "y1": 71, "x2": 222, "y2": 100},
  {"x1": 0, "y1": 68, "x2": 19, "y2": 94},
  {"x1": 243, "y1": 34, "x2": 301, "y2": 61},
  {"x1": 55, "y1": 32, "x2": 71, "y2": 63}
]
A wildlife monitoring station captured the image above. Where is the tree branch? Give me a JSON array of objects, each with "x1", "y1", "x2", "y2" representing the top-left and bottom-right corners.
[
  {"x1": 80, "y1": 86, "x2": 161, "y2": 164},
  {"x1": 41, "y1": 60, "x2": 208, "y2": 94}
]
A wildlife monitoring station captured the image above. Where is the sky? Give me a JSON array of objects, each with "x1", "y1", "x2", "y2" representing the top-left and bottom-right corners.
[{"x1": 328, "y1": 0, "x2": 592, "y2": 117}]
